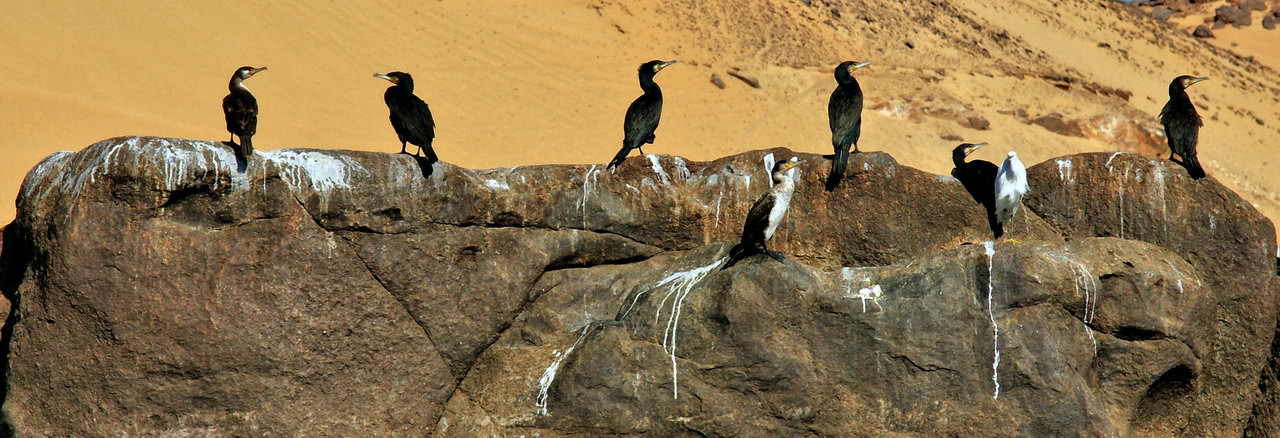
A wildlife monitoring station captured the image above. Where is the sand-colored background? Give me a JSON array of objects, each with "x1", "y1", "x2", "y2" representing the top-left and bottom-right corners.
[{"x1": 2, "y1": 0, "x2": 1278, "y2": 233}]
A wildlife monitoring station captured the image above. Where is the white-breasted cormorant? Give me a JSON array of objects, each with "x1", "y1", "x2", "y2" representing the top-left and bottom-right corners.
[
  {"x1": 375, "y1": 71, "x2": 437, "y2": 161},
  {"x1": 994, "y1": 151, "x2": 1028, "y2": 227},
  {"x1": 222, "y1": 66, "x2": 266, "y2": 162},
  {"x1": 607, "y1": 60, "x2": 677, "y2": 169},
  {"x1": 1159, "y1": 75, "x2": 1208, "y2": 179},
  {"x1": 723, "y1": 157, "x2": 801, "y2": 269},
  {"x1": 826, "y1": 60, "x2": 870, "y2": 191}
]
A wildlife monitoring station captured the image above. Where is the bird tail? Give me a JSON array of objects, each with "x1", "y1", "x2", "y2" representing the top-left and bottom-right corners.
[
  {"x1": 721, "y1": 243, "x2": 750, "y2": 270},
  {"x1": 1182, "y1": 154, "x2": 1206, "y2": 180},
  {"x1": 607, "y1": 146, "x2": 632, "y2": 169},
  {"x1": 241, "y1": 135, "x2": 254, "y2": 158},
  {"x1": 825, "y1": 146, "x2": 849, "y2": 191}
]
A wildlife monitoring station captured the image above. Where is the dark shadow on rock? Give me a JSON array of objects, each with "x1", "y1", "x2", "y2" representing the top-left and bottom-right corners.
[
  {"x1": 408, "y1": 153, "x2": 437, "y2": 180},
  {"x1": 0, "y1": 223, "x2": 32, "y2": 436},
  {"x1": 952, "y1": 161, "x2": 1003, "y2": 239},
  {"x1": 223, "y1": 141, "x2": 248, "y2": 173}
]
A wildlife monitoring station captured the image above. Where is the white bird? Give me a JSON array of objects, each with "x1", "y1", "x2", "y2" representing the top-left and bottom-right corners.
[{"x1": 994, "y1": 151, "x2": 1029, "y2": 225}]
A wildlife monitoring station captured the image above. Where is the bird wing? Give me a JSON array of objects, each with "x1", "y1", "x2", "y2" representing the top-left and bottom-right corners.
[
  {"x1": 828, "y1": 85, "x2": 864, "y2": 147},
  {"x1": 388, "y1": 92, "x2": 436, "y2": 146},
  {"x1": 623, "y1": 94, "x2": 662, "y2": 149},
  {"x1": 1160, "y1": 98, "x2": 1202, "y2": 158},
  {"x1": 740, "y1": 191, "x2": 776, "y2": 246},
  {"x1": 222, "y1": 92, "x2": 258, "y2": 136}
]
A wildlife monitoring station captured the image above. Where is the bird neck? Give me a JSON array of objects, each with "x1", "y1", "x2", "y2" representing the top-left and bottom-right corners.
[
  {"x1": 229, "y1": 76, "x2": 248, "y2": 93},
  {"x1": 835, "y1": 70, "x2": 859, "y2": 87},
  {"x1": 772, "y1": 172, "x2": 796, "y2": 193},
  {"x1": 639, "y1": 71, "x2": 661, "y2": 95},
  {"x1": 1168, "y1": 83, "x2": 1188, "y2": 100},
  {"x1": 952, "y1": 151, "x2": 967, "y2": 168}
]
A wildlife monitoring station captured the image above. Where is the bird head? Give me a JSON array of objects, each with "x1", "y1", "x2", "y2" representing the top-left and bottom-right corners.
[
  {"x1": 952, "y1": 142, "x2": 987, "y2": 163},
  {"x1": 235, "y1": 66, "x2": 267, "y2": 80},
  {"x1": 835, "y1": 60, "x2": 871, "y2": 83},
  {"x1": 962, "y1": 142, "x2": 987, "y2": 157},
  {"x1": 641, "y1": 60, "x2": 677, "y2": 74},
  {"x1": 374, "y1": 71, "x2": 414, "y2": 90},
  {"x1": 1174, "y1": 75, "x2": 1208, "y2": 89},
  {"x1": 772, "y1": 157, "x2": 801, "y2": 182}
]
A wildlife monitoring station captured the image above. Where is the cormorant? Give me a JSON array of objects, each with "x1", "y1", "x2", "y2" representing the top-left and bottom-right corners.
[
  {"x1": 222, "y1": 66, "x2": 267, "y2": 162},
  {"x1": 993, "y1": 151, "x2": 1028, "y2": 227},
  {"x1": 951, "y1": 142, "x2": 1004, "y2": 237},
  {"x1": 375, "y1": 71, "x2": 437, "y2": 161},
  {"x1": 607, "y1": 60, "x2": 677, "y2": 169},
  {"x1": 1159, "y1": 75, "x2": 1208, "y2": 179},
  {"x1": 723, "y1": 157, "x2": 801, "y2": 269},
  {"x1": 826, "y1": 60, "x2": 871, "y2": 191}
]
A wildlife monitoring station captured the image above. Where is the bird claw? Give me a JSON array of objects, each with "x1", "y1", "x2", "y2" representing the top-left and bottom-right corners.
[{"x1": 768, "y1": 251, "x2": 786, "y2": 263}]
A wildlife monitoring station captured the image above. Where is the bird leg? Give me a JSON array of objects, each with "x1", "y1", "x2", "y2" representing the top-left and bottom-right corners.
[
  {"x1": 229, "y1": 134, "x2": 236, "y2": 145},
  {"x1": 638, "y1": 147, "x2": 647, "y2": 155},
  {"x1": 852, "y1": 143, "x2": 861, "y2": 154},
  {"x1": 767, "y1": 250, "x2": 786, "y2": 263},
  {"x1": 400, "y1": 142, "x2": 409, "y2": 155}
]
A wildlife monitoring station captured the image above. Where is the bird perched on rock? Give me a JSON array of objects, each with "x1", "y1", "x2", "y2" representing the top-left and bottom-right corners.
[
  {"x1": 1159, "y1": 75, "x2": 1208, "y2": 179},
  {"x1": 607, "y1": 60, "x2": 677, "y2": 169},
  {"x1": 375, "y1": 71, "x2": 437, "y2": 161},
  {"x1": 951, "y1": 142, "x2": 1004, "y2": 237},
  {"x1": 222, "y1": 66, "x2": 267, "y2": 163},
  {"x1": 951, "y1": 142, "x2": 997, "y2": 206},
  {"x1": 724, "y1": 157, "x2": 801, "y2": 269},
  {"x1": 826, "y1": 60, "x2": 870, "y2": 191},
  {"x1": 993, "y1": 151, "x2": 1028, "y2": 228}
]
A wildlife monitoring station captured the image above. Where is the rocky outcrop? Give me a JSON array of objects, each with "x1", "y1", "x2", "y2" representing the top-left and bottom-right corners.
[{"x1": 1, "y1": 137, "x2": 1275, "y2": 436}]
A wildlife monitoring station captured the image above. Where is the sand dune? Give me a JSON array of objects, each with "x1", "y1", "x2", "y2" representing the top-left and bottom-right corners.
[{"x1": 2, "y1": 0, "x2": 1278, "y2": 234}]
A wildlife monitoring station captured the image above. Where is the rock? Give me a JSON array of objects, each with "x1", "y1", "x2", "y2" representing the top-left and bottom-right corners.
[
  {"x1": 1194, "y1": 24, "x2": 1216, "y2": 37},
  {"x1": 1151, "y1": 7, "x2": 1174, "y2": 22},
  {"x1": 727, "y1": 70, "x2": 760, "y2": 88},
  {"x1": 1245, "y1": 0, "x2": 1268, "y2": 11},
  {"x1": 1264, "y1": 14, "x2": 1276, "y2": 29},
  {"x1": 1030, "y1": 112, "x2": 1084, "y2": 137},
  {"x1": 2, "y1": 137, "x2": 1275, "y2": 436},
  {"x1": 1215, "y1": 5, "x2": 1252, "y2": 26},
  {"x1": 710, "y1": 73, "x2": 726, "y2": 89}
]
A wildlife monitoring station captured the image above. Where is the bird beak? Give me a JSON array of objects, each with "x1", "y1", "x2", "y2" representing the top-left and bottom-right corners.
[
  {"x1": 249, "y1": 67, "x2": 267, "y2": 76},
  {"x1": 784, "y1": 161, "x2": 799, "y2": 170},
  {"x1": 656, "y1": 60, "x2": 677, "y2": 71},
  {"x1": 374, "y1": 73, "x2": 397, "y2": 84},
  {"x1": 850, "y1": 61, "x2": 872, "y2": 73},
  {"x1": 966, "y1": 142, "x2": 988, "y2": 156},
  {"x1": 1189, "y1": 77, "x2": 1209, "y2": 86}
]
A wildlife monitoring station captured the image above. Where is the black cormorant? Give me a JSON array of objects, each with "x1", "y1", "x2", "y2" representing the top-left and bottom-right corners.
[
  {"x1": 826, "y1": 60, "x2": 871, "y2": 191},
  {"x1": 723, "y1": 157, "x2": 801, "y2": 269},
  {"x1": 950, "y1": 142, "x2": 1003, "y2": 237},
  {"x1": 607, "y1": 60, "x2": 677, "y2": 169},
  {"x1": 951, "y1": 142, "x2": 997, "y2": 205},
  {"x1": 994, "y1": 151, "x2": 1028, "y2": 227},
  {"x1": 1159, "y1": 75, "x2": 1208, "y2": 179},
  {"x1": 222, "y1": 66, "x2": 266, "y2": 162},
  {"x1": 375, "y1": 71, "x2": 437, "y2": 161}
]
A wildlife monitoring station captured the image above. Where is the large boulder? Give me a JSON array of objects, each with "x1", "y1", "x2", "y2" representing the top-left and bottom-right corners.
[{"x1": 1, "y1": 137, "x2": 1275, "y2": 436}]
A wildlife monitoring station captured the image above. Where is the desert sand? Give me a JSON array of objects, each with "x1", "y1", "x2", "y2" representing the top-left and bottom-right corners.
[{"x1": 2, "y1": 0, "x2": 1278, "y2": 235}]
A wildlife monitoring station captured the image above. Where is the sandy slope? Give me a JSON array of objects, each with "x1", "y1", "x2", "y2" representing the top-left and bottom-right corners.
[{"x1": 2, "y1": 0, "x2": 1278, "y2": 236}]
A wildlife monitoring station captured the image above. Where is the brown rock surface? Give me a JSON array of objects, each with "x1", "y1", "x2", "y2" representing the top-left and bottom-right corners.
[{"x1": 0, "y1": 137, "x2": 1276, "y2": 436}]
